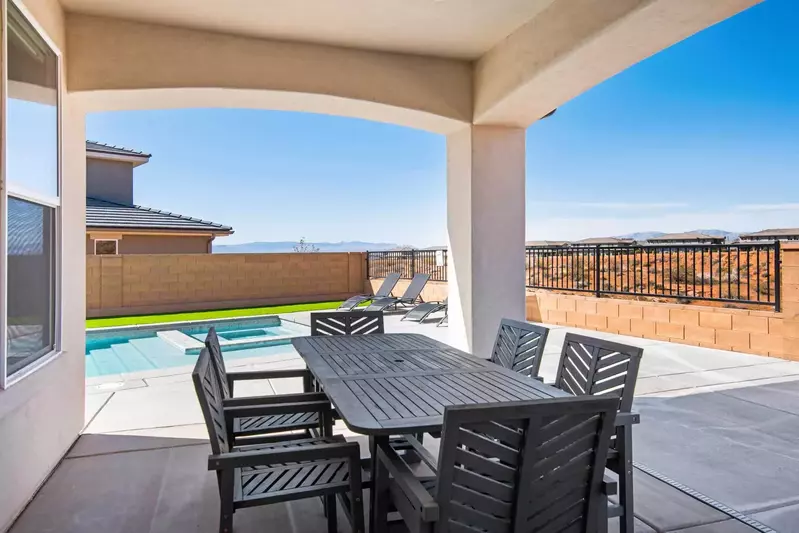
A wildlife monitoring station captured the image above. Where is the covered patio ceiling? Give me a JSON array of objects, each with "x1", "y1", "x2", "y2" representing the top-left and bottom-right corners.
[
  {"x1": 62, "y1": 0, "x2": 763, "y2": 130},
  {"x1": 60, "y1": 0, "x2": 556, "y2": 59}
]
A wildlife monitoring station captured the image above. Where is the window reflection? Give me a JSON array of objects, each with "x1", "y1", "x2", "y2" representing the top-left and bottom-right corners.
[
  {"x1": 6, "y1": 198, "x2": 55, "y2": 374},
  {"x1": 6, "y1": 3, "x2": 58, "y2": 198},
  {"x1": 5, "y1": 4, "x2": 59, "y2": 378}
]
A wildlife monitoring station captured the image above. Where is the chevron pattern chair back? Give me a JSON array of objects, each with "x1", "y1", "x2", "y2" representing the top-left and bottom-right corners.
[
  {"x1": 204, "y1": 327, "x2": 232, "y2": 399},
  {"x1": 192, "y1": 348, "x2": 231, "y2": 455},
  {"x1": 489, "y1": 318, "x2": 550, "y2": 378},
  {"x1": 554, "y1": 333, "x2": 643, "y2": 413},
  {"x1": 435, "y1": 397, "x2": 618, "y2": 533},
  {"x1": 310, "y1": 311, "x2": 384, "y2": 336}
]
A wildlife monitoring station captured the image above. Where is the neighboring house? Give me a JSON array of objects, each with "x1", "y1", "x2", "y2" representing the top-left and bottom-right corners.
[
  {"x1": 525, "y1": 240, "x2": 570, "y2": 247},
  {"x1": 740, "y1": 228, "x2": 799, "y2": 242},
  {"x1": 85, "y1": 141, "x2": 233, "y2": 255},
  {"x1": 572, "y1": 237, "x2": 636, "y2": 247},
  {"x1": 646, "y1": 232, "x2": 725, "y2": 245}
]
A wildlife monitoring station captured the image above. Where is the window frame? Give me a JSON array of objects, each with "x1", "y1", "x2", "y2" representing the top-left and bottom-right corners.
[
  {"x1": 0, "y1": 0, "x2": 63, "y2": 389},
  {"x1": 94, "y1": 239, "x2": 118, "y2": 256}
]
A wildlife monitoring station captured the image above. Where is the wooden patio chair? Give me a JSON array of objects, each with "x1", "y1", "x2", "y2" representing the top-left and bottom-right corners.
[
  {"x1": 553, "y1": 333, "x2": 644, "y2": 533},
  {"x1": 193, "y1": 348, "x2": 365, "y2": 533},
  {"x1": 309, "y1": 310, "x2": 421, "y2": 458},
  {"x1": 375, "y1": 396, "x2": 619, "y2": 533},
  {"x1": 310, "y1": 310, "x2": 385, "y2": 336},
  {"x1": 489, "y1": 318, "x2": 550, "y2": 378},
  {"x1": 205, "y1": 328, "x2": 329, "y2": 444},
  {"x1": 307, "y1": 310, "x2": 383, "y2": 395}
]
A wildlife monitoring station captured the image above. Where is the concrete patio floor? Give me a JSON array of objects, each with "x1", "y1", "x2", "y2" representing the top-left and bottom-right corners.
[{"x1": 10, "y1": 312, "x2": 799, "y2": 533}]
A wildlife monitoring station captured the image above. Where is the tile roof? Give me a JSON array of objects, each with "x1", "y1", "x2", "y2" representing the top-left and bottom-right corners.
[
  {"x1": 526, "y1": 240, "x2": 569, "y2": 247},
  {"x1": 86, "y1": 141, "x2": 151, "y2": 159},
  {"x1": 740, "y1": 228, "x2": 799, "y2": 238},
  {"x1": 86, "y1": 197, "x2": 232, "y2": 233},
  {"x1": 7, "y1": 197, "x2": 47, "y2": 256},
  {"x1": 574, "y1": 237, "x2": 635, "y2": 246},
  {"x1": 647, "y1": 232, "x2": 724, "y2": 242}
]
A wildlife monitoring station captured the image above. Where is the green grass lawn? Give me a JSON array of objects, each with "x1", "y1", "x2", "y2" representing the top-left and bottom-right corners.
[{"x1": 86, "y1": 301, "x2": 345, "y2": 329}]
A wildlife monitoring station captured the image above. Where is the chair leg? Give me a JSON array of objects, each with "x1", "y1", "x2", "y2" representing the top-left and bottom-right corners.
[
  {"x1": 597, "y1": 494, "x2": 609, "y2": 533},
  {"x1": 618, "y1": 426, "x2": 635, "y2": 533},
  {"x1": 371, "y1": 436, "x2": 390, "y2": 533},
  {"x1": 348, "y1": 455, "x2": 365, "y2": 533},
  {"x1": 219, "y1": 470, "x2": 235, "y2": 533},
  {"x1": 325, "y1": 494, "x2": 337, "y2": 533}
]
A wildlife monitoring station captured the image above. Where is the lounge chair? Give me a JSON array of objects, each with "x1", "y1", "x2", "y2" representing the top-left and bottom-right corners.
[
  {"x1": 363, "y1": 272, "x2": 430, "y2": 312},
  {"x1": 338, "y1": 272, "x2": 401, "y2": 310},
  {"x1": 401, "y1": 297, "x2": 447, "y2": 323}
]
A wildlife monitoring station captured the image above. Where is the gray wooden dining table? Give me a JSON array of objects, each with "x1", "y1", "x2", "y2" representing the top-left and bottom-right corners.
[{"x1": 291, "y1": 332, "x2": 569, "y2": 531}]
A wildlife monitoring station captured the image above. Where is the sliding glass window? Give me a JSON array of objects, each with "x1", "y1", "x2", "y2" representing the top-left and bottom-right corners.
[{"x1": 3, "y1": 2, "x2": 60, "y2": 382}]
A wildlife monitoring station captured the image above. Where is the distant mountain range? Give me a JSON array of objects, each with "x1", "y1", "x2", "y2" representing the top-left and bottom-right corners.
[
  {"x1": 214, "y1": 241, "x2": 399, "y2": 253},
  {"x1": 617, "y1": 229, "x2": 740, "y2": 242},
  {"x1": 215, "y1": 230, "x2": 743, "y2": 254}
]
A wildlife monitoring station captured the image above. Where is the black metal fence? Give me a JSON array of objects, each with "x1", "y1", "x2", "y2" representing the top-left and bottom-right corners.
[
  {"x1": 367, "y1": 249, "x2": 448, "y2": 282},
  {"x1": 526, "y1": 242, "x2": 781, "y2": 311}
]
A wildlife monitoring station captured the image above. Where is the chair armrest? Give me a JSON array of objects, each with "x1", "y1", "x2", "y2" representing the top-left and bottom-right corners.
[
  {"x1": 223, "y1": 400, "x2": 330, "y2": 421},
  {"x1": 227, "y1": 368, "x2": 311, "y2": 394},
  {"x1": 376, "y1": 440, "x2": 439, "y2": 522},
  {"x1": 222, "y1": 392, "x2": 329, "y2": 408},
  {"x1": 615, "y1": 412, "x2": 640, "y2": 426},
  {"x1": 602, "y1": 473, "x2": 618, "y2": 496},
  {"x1": 402, "y1": 436, "x2": 438, "y2": 471},
  {"x1": 208, "y1": 441, "x2": 359, "y2": 470},
  {"x1": 227, "y1": 368, "x2": 310, "y2": 382}
]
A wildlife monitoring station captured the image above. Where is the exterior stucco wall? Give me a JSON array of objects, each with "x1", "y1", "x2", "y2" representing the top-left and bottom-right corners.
[
  {"x1": 0, "y1": 2, "x2": 86, "y2": 532},
  {"x1": 86, "y1": 234, "x2": 213, "y2": 254},
  {"x1": 86, "y1": 158, "x2": 133, "y2": 204},
  {"x1": 117, "y1": 235, "x2": 212, "y2": 254}
]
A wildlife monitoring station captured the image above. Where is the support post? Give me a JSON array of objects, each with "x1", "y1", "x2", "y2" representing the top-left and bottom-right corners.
[{"x1": 446, "y1": 125, "x2": 526, "y2": 356}]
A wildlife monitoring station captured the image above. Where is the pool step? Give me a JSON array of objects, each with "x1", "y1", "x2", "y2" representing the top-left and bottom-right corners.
[
  {"x1": 157, "y1": 330, "x2": 205, "y2": 354},
  {"x1": 88, "y1": 347, "x2": 127, "y2": 377},
  {"x1": 110, "y1": 343, "x2": 157, "y2": 374}
]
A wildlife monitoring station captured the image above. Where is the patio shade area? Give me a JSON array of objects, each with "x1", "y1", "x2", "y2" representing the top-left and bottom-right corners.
[
  {"x1": 1, "y1": 1, "x2": 788, "y2": 533},
  {"x1": 8, "y1": 314, "x2": 798, "y2": 533}
]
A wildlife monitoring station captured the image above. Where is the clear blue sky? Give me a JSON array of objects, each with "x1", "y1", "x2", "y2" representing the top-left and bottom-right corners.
[{"x1": 87, "y1": 0, "x2": 799, "y2": 247}]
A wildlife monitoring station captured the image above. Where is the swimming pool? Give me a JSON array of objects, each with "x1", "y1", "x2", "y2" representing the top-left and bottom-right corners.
[{"x1": 85, "y1": 316, "x2": 309, "y2": 378}]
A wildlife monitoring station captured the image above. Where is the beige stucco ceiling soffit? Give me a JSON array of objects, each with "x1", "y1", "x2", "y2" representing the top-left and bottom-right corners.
[
  {"x1": 65, "y1": 14, "x2": 472, "y2": 134},
  {"x1": 473, "y1": 0, "x2": 763, "y2": 128}
]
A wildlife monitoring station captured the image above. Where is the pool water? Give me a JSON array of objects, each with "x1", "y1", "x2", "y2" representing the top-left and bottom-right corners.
[{"x1": 85, "y1": 317, "x2": 308, "y2": 378}]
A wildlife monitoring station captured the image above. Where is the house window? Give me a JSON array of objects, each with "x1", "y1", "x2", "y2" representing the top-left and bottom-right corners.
[
  {"x1": 95, "y1": 240, "x2": 118, "y2": 255},
  {"x1": 2, "y1": 2, "x2": 61, "y2": 384}
]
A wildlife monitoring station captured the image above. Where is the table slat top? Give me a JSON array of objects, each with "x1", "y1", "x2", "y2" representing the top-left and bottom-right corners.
[
  {"x1": 292, "y1": 333, "x2": 567, "y2": 435},
  {"x1": 292, "y1": 333, "x2": 448, "y2": 355}
]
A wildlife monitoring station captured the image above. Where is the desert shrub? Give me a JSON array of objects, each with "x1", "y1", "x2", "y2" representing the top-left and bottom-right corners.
[{"x1": 669, "y1": 264, "x2": 697, "y2": 284}]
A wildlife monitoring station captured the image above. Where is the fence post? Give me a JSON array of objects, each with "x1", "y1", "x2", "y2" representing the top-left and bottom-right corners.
[
  {"x1": 774, "y1": 240, "x2": 782, "y2": 313},
  {"x1": 594, "y1": 245, "x2": 602, "y2": 299},
  {"x1": 411, "y1": 250, "x2": 416, "y2": 277},
  {"x1": 365, "y1": 251, "x2": 370, "y2": 280}
]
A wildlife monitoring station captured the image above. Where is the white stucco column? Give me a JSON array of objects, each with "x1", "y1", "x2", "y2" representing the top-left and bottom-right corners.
[
  {"x1": 446, "y1": 125, "x2": 526, "y2": 356},
  {"x1": 62, "y1": 98, "x2": 88, "y2": 361}
]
